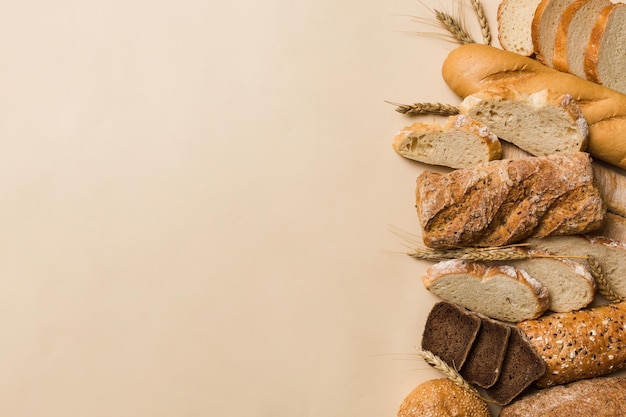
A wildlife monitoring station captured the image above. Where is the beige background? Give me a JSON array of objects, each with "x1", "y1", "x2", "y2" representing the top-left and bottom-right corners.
[{"x1": 0, "y1": 0, "x2": 500, "y2": 416}]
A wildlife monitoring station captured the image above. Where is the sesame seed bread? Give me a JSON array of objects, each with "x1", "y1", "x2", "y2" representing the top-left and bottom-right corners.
[
  {"x1": 584, "y1": 2, "x2": 626, "y2": 94},
  {"x1": 497, "y1": 0, "x2": 542, "y2": 56},
  {"x1": 517, "y1": 301, "x2": 626, "y2": 387},
  {"x1": 421, "y1": 260, "x2": 550, "y2": 322},
  {"x1": 499, "y1": 376, "x2": 626, "y2": 416},
  {"x1": 532, "y1": 0, "x2": 579, "y2": 66},
  {"x1": 553, "y1": 0, "x2": 611, "y2": 77},
  {"x1": 415, "y1": 153, "x2": 606, "y2": 249},
  {"x1": 397, "y1": 379, "x2": 490, "y2": 417},
  {"x1": 391, "y1": 115, "x2": 502, "y2": 169},
  {"x1": 459, "y1": 86, "x2": 588, "y2": 157},
  {"x1": 527, "y1": 234, "x2": 626, "y2": 299}
]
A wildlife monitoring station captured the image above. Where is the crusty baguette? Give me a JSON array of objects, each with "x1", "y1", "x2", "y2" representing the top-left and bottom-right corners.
[
  {"x1": 517, "y1": 301, "x2": 626, "y2": 387},
  {"x1": 500, "y1": 376, "x2": 626, "y2": 416},
  {"x1": 441, "y1": 43, "x2": 626, "y2": 170}
]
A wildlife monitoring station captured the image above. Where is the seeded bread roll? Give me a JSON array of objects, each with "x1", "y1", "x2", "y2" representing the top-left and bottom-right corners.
[
  {"x1": 517, "y1": 301, "x2": 626, "y2": 387},
  {"x1": 416, "y1": 152, "x2": 606, "y2": 249},
  {"x1": 397, "y1": 379, "x2": 490, "y2": 417},
  {"x1": 441, "y1": 43, "x2": 626, "y2": 170},
  {"x1": 392, "y1": 115, "x2": 502, "y2": 169}
]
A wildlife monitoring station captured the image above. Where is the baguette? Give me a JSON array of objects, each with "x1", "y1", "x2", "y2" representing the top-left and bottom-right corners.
[
  {"x1": 441, "y1": 43, "x2": 626, "y2": 170},
  {"x1": 517, "y1": 301, "x2": 626, "y2": 387}
]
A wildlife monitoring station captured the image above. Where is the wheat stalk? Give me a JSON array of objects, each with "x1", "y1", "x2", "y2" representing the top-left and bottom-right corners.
[
  {"x1": 387, "y1": 101, "x2": 460, "y2": 116},
  {"x1": 408, "y1": 245, "x2": 531, "y2": 261},
  {"x1": 416, "y1": 349, "x2": 479, "y2": 394},
  {"x1": 587, "y1": 256, "x2": 624, "y2": 303},
  {"x1": 434, "y1": 9, "x2": 475, "y2": 44},
  {"x1": 469, "y1": 0, "x2": 491, "y2": 45}
]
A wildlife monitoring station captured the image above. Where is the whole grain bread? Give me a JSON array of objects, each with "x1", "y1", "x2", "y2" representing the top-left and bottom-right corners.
[
  {"x1": 499, "y1": 376, "x2": 626, "y2": 416},
  {"x1": 392, "y1": 115, "x2": 501, "y2": 169},
  {"x1": 415, "y1": 153, "x2": 606, "y2": 249}
]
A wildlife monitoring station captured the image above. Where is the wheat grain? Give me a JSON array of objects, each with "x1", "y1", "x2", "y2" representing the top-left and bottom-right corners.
[
  {"x1": 408, "y1": 245, "x2": 531, "y2": 261},
  {"x1": 415, "y1": 349, "x2": 477, "y2": 394},
  {"x1": 388, "y1": 101, "x2": 460, "y2": 116},
  {"x1": 469, "y1": 0, "x2": 491, "y2": 45},
  {"x1": 434, "y1": 9, "x2": 475, "y2": 44},
  {"x1": 587, "y1": 256, "x2": 624, "y2": 303}
]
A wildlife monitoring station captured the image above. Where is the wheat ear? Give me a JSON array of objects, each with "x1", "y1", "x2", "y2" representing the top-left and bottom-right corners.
[
  {"x1": 387, "y1": 101, "x2": 460, "y2": 116},
  {"x1": 469, "y1": 0, "x2": 491, "y2": 45},
  {"x1": 415, "y1": 349, "x2": 478, "y2": 394},
  {"x1": 434, "y1": 9, "x2": 475, "y2": 44},
  {"x1": 408, "y1": 245, "x2": 530, "y2": 261},
  {"x1": 587, "y1": 256, "x2": 624, "y2": 303}
]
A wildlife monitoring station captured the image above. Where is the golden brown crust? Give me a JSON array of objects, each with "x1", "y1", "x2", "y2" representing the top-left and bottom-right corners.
[
  {"x1": 531, "y1": 0, "x2": 551, "y2": 63},
  {"x1": 552, "y1": 0, "x2": 586, "y2": 72},
  {"x1": 397, "y1": 379, "x2": 490, "y2": 417},
  {"x1": 583, "y1": 3, "x2": 615, "y2": 82}
]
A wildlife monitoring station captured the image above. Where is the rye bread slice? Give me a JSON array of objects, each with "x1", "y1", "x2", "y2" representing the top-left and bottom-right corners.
[{"x1": 421, "y1": 301, "x2": 482, "y2": 370}]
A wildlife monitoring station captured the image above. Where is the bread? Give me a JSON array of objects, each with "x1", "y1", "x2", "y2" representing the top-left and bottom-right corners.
[
  {"x1": 532, "y1": 0, "x2": 578, "y2": 66},
  {"x1": 517, "y1": 301, "x2": 626, "y2": 387},
  {"x1": 484, "y1": 326, "x2": 546, "y2": 406},
  {"x1": 553, "y1": 0, "x2": 611, "y2": 77},
  {"x1": 584, "y1": 2, "x2": 626, "y2": 95},
  {"x1": 499, "y1": 376, "x2": 626, "y2": 416},
  {"x1": 595, "y1": 211, "x2": 626, "y2": 243},
  {"x1": 527, "y1": 235, "x2": 626, "y2": 299},
  {"x1": 441, "y1": 43, "x2": 626, "y2": 170},
  {"x1": 421, "y1": 260, "x2": 550, "y2": 322},
  {"x1": 421, "y1": 301, "x2": 482, "y2": 370},
  {"x1": 461, "y1": 315, "x2": 511, "y2": 388},
  {"x1": 415, "y1": 152, "x2": 606, "y2": 249},
  {"x1": 459, "y1": 86, "x2": 588, "y2": 157},
  {"x1": 397, "y1": 379, "x2": 490, "y2": 417},
  {"x1": 504, "y1": 249, "x2": 596, "y2": 313},
  {"x1": 497, "y1": 0, "x2": 542, "y2": 56},
  {"x1": 391, "y1": 115, "x2": 501, "y2": 169}
]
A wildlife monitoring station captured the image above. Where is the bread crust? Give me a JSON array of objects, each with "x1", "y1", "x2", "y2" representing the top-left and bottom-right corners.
[
  {"x1": 441, "y1": 43, "x2": 626, "y2": 169},
  {"x1": 552, "y1": 0, "x2": 586, "y2": 72},
  {"x1": 531, "y1": 0, "x2": 551, "y2": 63},
  {"x1": 584, "y1": 3, "x2": 617, "y2": 83}
]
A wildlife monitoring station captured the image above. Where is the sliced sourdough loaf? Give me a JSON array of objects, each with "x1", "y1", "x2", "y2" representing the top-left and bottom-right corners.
[
  {"x1": 499, "y1": 376, "x2": 626, "y2": 416},
  {"x1": 553, "y1": 0, "x2": 611, "y2": 77},
  {"x1": 532, "y1": 0, "x2": 579, "y2": 66},
  {"x1": 503, "y1": 249, "x2": 596, "y2": 313},
  {"x1": 497, "y1": 0, "x2": 542, "y2": 56},
  {"x1": 421, "y1": 260, "x2": 550, "y2": 322},
  {"x1": 421, "y1": 301, "x2": 482, "y2": 370},
  {"x1": 416, "y1": 153, "x2": 606, "y2": 248},
  {"x1": 517, "y1": 301, "x2": 626, "y2": 387},
  {"x1": 527, "y1": 235, "x2": 626, "y2": 299},
  {"x1": 459, "y1": 87, "x2": 588, "y2": 157},
  {"x1": 391, "y1": 115, "x2": 501, "y2": 169},
  {"x1": 584, "y1": 2, "x2": 626, "y2": 94}
]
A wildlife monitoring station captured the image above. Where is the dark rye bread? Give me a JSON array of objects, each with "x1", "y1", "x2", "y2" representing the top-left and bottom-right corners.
[
  {"x1": 485, "y1": 326, "x2": 546, "y2": 405},
  {"x1": 415, "y1": 152, "x2": 606, "y2": 248},
  {"x1": 461, "y1": 315, "x2": 512, "y2": 388},
  {"x1": 421, "y1": 301, "x2": 481, "y2": 369}
]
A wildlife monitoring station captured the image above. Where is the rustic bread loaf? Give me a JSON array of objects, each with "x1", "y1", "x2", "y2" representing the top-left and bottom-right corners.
[
  {"x1": 497, "y1": 0, "x2": 542, "y2": 56},
  {"x1": 421, "y1": 260, "x2": 550, "y2": 322},
  {"x1": 532, "y1": 0, "x2": 579, "y2": 66},
  {"x1": 391, "y1": 115, "x2": 501, "y2": 169},
  {"x1": 517, "y1": 301, "x2": 626, "y2": 387},
  {"x1": 584, "y1": 2, "x2": 626, "y2": 94},
  {"x1": 595, "y1": 211, "x2": 626, "y2": 243},
  {"x1": 553, "y1": 0, "x2": 611, "y2": 77},
  {"x1": 415, "y1": 153, "x2": 605, "y2": 249},
  {"x1": 499, "y1": 376, "x2": 626, "y2": 416},
  {"x1": 503, "y1": 249, "x2": 596, "y2": 313},
  {"x1": 421, "y1": 301, "x2": 482, "y2": 370},
  {"x1": 441, "y1": 43, "x2": 626, "y2": 170},
  {"x1": 527, "y1": 235, "x2": 626, "y2": 299},
  {"x1": 397, "y1": 379, "x2": 490, "y2": 417},
  {"x1": 459, "y1": 86, "x2": 588, "y2": 157}
]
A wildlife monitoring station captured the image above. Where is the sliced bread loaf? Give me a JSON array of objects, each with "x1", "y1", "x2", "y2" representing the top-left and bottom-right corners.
[
  {"x1": 532, "y1": 0, "x2": 579, "y2": 66},
  {"x1": 584, "y1": 2, "x2": 626, "y2": 95},
  {"x1": 421, "y1": 260, "x2": 550, "y2": 322},
  {"x1": 553, "y1": 0, "x2": 611, "y2": 77},
  {"x1": 391, "y1": 115, "x2": 501, "y2": 169},
  {"x1": 459, "y1": 87, "x2": 588, "y2": 157},
  {"x1": 497, "y1": 0, "x2": 542, "y2": 56}
]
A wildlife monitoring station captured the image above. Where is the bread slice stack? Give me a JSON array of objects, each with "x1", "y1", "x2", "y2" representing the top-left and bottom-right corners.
[{"x1": 497, "y1": 0, "x2": 626, "y2": 94}]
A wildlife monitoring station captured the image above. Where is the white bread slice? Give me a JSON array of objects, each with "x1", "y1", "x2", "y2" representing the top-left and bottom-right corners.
[
  {"x1": 504, "y1": 249, "x2": 596, "y2": 313},
  {"x1": 553, "y1": 0, "x2": 611, "y2": 77},
  {"x1": 528, "y1": 235, "x2": 626, "y2": 299},
  {"x1": 421, "y1": 260, "x2": 550, "y2": 322},
  {"x1": 459, "y1": 87, "x2": 589, "y2": 157},
  {"x1": 391, "y1": 114, "x2": 502, "y2": 169},
  {"x1": 532, "y1": 0, "x2": 579, "y2": 66},
  {"x1": 497, "y1": 0, "x2": 542, "y2": 56},
  {"x1": 584, "y1": 3, "x2": 626, "y2": 94}
]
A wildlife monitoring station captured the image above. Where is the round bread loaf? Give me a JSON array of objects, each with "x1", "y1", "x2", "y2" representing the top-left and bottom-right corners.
[{"x1": 397, "y1": 379, "x2": 490, "y2": 417}]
